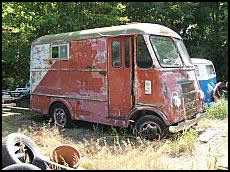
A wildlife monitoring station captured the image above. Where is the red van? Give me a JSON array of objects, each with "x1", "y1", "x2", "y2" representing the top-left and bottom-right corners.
[{"x1": 30, "y1": 23, "x2": 205, "y2": 140}]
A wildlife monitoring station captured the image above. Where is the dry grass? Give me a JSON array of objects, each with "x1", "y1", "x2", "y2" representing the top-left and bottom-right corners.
[
  {"x1": 2, "y1": 105, "x2": 227, "y2": 170},
  {"x1": 15, "y1": 122, "x2": 221, "y2": 170}
]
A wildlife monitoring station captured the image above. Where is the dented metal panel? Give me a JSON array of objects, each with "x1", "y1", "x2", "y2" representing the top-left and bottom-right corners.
[
  {"x1": 30, "y1": 38, "x2": 109, "y2": 120},
  {"x1": 134, "y1": 67, "x2": 202, "y2": 124},
  {"x1": 30, "y1": 44, "x2": 52, "y2": 93}
]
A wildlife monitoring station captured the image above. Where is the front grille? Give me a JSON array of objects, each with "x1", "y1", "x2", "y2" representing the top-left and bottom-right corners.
[
  {"x1": 179, "y1": 80, "x2": 198, "y2": 119},
  {"x1": 183, "y1": 91, "x2": 197, "y2": 119},
  {"x1": 181, "y1": 81, "x2": 195, "y2": 93}
]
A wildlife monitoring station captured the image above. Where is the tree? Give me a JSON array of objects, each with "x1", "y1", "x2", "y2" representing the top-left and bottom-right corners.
[
  {"x1": 2, "y1": 2, "x2": 228, "y2": 90},
  {"x1": 2, "y1": 2, "x2": 129, "y2": 90}
]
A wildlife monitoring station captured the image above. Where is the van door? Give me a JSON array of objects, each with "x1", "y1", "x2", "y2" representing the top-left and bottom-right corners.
[{"x1": 108, "y1": 37, "x2": 133, "y2": 118}]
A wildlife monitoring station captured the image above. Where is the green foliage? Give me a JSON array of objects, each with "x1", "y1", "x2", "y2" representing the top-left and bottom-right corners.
[
  {"x1": 206, "y1": 99, "x2": 228, "y2": 120},
  {"x1": 169, "y1": 128, "x2": 198, "y2": 156},
  {"x1": 2, "y1": 2, "x2": 228, "y2": 89},
  {"x1": 2, "y1": 2, "x2": 129, "y2": 89}
]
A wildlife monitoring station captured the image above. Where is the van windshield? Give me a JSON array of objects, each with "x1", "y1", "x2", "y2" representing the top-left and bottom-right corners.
[
  {"x1": 173, "y1": 38, "x2": 193, "y2": 67},
  {"x1": 150, "y1": 35, "x2": 193, "y2": 68},
  {"x1": 150, "y1": 35, "x2": 182, "y2": 67}
]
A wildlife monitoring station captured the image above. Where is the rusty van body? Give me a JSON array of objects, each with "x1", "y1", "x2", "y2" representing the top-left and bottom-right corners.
[{"x1": 30, "y1": 23, "x2": 205, "y2": 140}]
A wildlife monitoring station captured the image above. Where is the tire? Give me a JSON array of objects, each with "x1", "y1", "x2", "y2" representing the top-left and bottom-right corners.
[
  {"x1": 51, "y1": 103, "x2": 74, "y2": 128},
  {"x1": 2, "y1": 164, "x2": 41, "y2": 170},
  {"x1": 213, "y1": 82, "x2": 227, "y2": 102},
  {"x1": 2, "y1": 133, "x2": 40, "y2": 169},
  {"x1": 32, "y1": 154, "x2": 74, "y2": 170},
  {"x1": 135, "y1": 115, "x2": 167, "y2": 141},
  {"x1": 213, "y1": 82, "x2": 222, "y2": 102}
]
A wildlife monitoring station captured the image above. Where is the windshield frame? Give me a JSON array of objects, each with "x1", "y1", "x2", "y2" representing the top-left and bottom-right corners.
[
  {"x1": 172, "y1": 37, "x2": 193, "y2": 67},
  {"x1": 149, "y1": 35, "x2": 194, "y2": 69},
  {"x1": 149, "y1": 35, "x2": 183, "y2": 68}
]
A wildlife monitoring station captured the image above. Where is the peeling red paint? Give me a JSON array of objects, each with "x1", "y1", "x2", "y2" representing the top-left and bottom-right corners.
[{"x1": 30, "y1": 25, "x2": 203, "y2": 130}]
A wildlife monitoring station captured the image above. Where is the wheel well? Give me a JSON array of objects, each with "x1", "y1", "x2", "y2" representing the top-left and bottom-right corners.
[
  {"x1": 48, "y1": 101, "x2": 67, "y2": 117},
  {"x1": 129, "y1": 110, "x2": 166, "y2": 126}
]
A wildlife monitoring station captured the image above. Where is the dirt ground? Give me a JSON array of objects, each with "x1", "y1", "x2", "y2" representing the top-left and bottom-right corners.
[
  {"x1": 167, "y1": 119, "x2": 228, "y2": 170},
  {"x1": 2, "y1": 103, "x2": 228, "y2": 170}
]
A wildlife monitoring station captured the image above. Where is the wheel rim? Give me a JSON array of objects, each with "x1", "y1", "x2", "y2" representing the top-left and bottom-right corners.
[
  {"x1": 53, "y1": 108, "x2": 66, "y2": 127},
  {"x1": 14, "y1": 142, "x2": 34, "y2": 163},
  {"x1": 139, "y1": 122, "x2": 162, "y2": 140}
]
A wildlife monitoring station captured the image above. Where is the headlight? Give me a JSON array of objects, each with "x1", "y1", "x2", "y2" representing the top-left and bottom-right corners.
[
  {"x1": 172, "y1": 94, "x2": 181, "y2": 108},
  {"x1": 198, "y1": 90, "x2": 205, "y2": 100}
]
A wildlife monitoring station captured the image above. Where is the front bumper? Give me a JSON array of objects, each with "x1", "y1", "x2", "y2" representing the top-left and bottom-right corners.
[{"x1": 169, "y1": 112, "x2": 206, "y2": 133}]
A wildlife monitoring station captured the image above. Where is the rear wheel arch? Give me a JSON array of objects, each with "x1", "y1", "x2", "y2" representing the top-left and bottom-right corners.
[
  {"x1": 49, "y1": 101, "x2": 74, "y2": 128},
  {"x1": 48, "y1": 99, "x2": 73, "y2": 119}
]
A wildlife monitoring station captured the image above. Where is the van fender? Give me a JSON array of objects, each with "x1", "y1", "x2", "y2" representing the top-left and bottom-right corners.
[
  {"x1": 48, "y1": 98, "x2": 74, "y2": 119},
  {"x1": 128, "y1": 105, "x2": 170, "y2": 126}
]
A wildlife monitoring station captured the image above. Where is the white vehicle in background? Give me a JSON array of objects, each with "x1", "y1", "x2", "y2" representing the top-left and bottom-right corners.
[
  {"x1": 15, "y1": 87, "x2": 30, "y2": 95},
  {"x1": 8, "y1": 82, "x2": 30, "y2": 97},
  {"x1": 2, "y1": 90, "x2": 14, "y2": 104},
  {"x1": 191, "y1": 58, "x2": 228, "y2": 104},
  {"x1": 2, "y1": 82, "x2": 31, "y2": 104}
]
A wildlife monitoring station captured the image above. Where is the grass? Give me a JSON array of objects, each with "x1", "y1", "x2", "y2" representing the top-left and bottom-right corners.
[
  {"x1": 2, "y1": 99, "x2": 228, "y2": 170},
  {"x1": 168, "y1": 128, "x2": 198, "y2": 157},
  {"x1": 15, "y1": 124, "x2": 220, "y2": 170},
  {"x1": 206, "y1": 99, "x2": 228, "y2": 120},
  {"x1": 2, "y1": 108, "x2": 44, "y2": 137}
]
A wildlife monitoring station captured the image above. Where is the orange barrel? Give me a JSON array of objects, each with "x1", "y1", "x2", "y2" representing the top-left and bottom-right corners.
[{"x1": 50, "y1": 144, "x2": 81, "y2": 168}]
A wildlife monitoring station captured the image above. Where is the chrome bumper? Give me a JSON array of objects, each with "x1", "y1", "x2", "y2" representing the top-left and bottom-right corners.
[{"x1": 169, "y1": 112, "x2": 206, "y2": 133}]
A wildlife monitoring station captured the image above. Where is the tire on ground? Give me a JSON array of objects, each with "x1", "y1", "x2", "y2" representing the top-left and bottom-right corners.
[
  {"x1": 32, "y1": 154, "x2": 75, "y2": 170},
  {"x1": 2, "y1": 133, "x2": 40, "y2": 168},
  {"x1": 2, "y1": 163, "x2": 41, "y2": 170},
  {"x1": 135, "y1": 115, "x2": 167, "y2": 141}
]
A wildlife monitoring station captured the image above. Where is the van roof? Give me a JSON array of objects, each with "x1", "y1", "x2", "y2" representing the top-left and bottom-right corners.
[
  {"x1": 32, "y1": 23, "x2": 182, "y2": 45},
  {"x1": 191, "y1": 58, "x2": 213, "y2": 65}
]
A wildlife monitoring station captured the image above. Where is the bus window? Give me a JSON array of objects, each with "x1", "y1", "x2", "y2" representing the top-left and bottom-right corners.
[
  {"x1": 206, "y1": 65, "x2": 215, "y2": 76},
  {"x1": 112, "y1": 41, "x2": 122, "y2": 68},
  {"x1": 136, "y1": 35, "x2": 153, "y2": 68}
]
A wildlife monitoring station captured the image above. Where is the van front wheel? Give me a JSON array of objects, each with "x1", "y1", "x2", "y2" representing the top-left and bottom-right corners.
[
  {"x1": 135, "y1": 115, "x2": 166, "y2": 141},
  {"x1": 51, "y1": 103, "x2": 74, "y2": 128}
]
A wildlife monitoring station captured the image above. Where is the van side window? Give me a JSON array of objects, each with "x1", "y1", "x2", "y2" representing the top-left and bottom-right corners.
[
  {"x1": 125, "y1": 39, "x2": 130, "y2": 68},
  {"x1": 194, "y1": 65, "x2": 200, "y2": 76},
  {"x1": 137, "y1": 35, "x2": 153, "y2": 68},
  {"x1": 206, "y1": 64, "x2": 215, "y2": 76},
  {"x1": 112, "y1": 41, "x2": 121, "y2": 68},
  {"x1": 52, "y1": 47, "x2": 59, "y2": 58},
  {"x1": 51, "y1": 44, "x2": 69, "y2": 59}
]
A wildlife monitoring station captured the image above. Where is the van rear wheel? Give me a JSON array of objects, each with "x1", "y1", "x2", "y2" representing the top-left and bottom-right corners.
[
  {"x1": 135, "y1": 115, "x2": 166, "y2": 141},
  {"x1": 51, "y1": 103, "x2": 74, "y2": 128}
]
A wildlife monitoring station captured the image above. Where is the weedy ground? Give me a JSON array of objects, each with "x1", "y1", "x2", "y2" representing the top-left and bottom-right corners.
[{"x1": 2, "y1": 99, "x2": 228, "y2": 170}]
